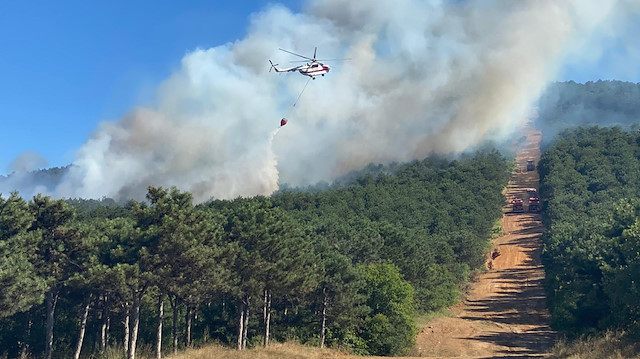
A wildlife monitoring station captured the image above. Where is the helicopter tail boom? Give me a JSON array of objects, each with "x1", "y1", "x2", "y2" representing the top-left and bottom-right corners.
[{"x1": 269, "y1": 60, "x2": 299, "y2": 73}]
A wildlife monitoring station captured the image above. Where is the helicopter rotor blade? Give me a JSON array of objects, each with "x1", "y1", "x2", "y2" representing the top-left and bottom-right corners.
[
  {"x1": 315, "y1": 58, "x2": 352, "y2": 61},
  {"x1": 289, "y1": 58, "x2": 351, "y2": 63},
  {"x1": 278, "y1": 48, "x2": 313, "y2": 60},
  {"x1": 313, "y1": 47, "x2": 317, "y2": 60}
]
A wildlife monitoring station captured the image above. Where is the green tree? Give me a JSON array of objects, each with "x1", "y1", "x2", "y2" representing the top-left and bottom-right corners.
[
  {"x1": 0, "y1": 192, "x2": 45, "y2": 318},
  {"x1": 313, "y1": 239, "x2": 367, "y2": 349},
  {"x1": 540, "y1": 127, "x2": 640, "y2": 335},
  {"x1": 136, "y1": 187, "x2": 228, "y2": 356},
  {"x1": 0, "y1": 193, "x2": 46, "y2": 357},
  {"x1": 218, "y1": 197, "x2": 310, "y2": 350},
  {"x1": 359, "y1": 263, "x2": 417, "y2": 356},
  {"x1": 65, "y1": 220, "x2": 111, "y2": 359},
  {"x1": 29, "y1": 195, "x2": 78, "y2": 359}
]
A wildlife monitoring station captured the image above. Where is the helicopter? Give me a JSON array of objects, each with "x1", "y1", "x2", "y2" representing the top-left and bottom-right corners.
[{"x1": 269, "y1": 47, "x2": 348, "y2": 79}]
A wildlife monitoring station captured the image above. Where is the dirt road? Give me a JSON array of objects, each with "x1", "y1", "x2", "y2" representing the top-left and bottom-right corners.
[{"x1": 411, "y1": 128, "x2": 557, "y2": 358}]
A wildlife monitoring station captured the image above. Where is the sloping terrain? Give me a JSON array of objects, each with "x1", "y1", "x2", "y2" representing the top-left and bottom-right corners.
[
  {"x1": 411, "y1": 127, "x2": 557, "y2": 358},
  {"x1": 164, "y1": 127, "x2": 557, "y2": 359}
]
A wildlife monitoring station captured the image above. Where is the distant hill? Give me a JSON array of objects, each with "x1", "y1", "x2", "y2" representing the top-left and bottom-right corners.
[
  {"x1": 4, "y1": 81, "x2": 640, "y2": 197},
  {"x1": 0, "y1": 165, "x2": 70, "y2": 196},
  {"x1": 0, "y1": 166, "x2": 128, "y2": 218},
  {"x1": 536, "y1": 80, "x2": 640, "y2": 141}
]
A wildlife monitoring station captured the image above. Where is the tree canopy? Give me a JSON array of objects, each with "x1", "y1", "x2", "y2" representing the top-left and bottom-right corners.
[
  {"x1": 0, "y1": 149, "x2": 509, "y2": 358},
  {"x1": 540, "y1": 127, "x2": 640, "y2": 337}
]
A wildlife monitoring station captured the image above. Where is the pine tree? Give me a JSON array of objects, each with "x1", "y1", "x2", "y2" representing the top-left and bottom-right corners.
[
  {"x1": 29, "y1": 195, "x2": 78, "y2": 359},
  {"x1": 0, "y1": 192, "x2": 46, "y2": 319}
]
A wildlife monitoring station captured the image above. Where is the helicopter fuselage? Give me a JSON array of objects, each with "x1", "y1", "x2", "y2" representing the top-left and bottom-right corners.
[
  {"x1": 298, "y1": 62, "x2": 331, "y2": 78},
  {"x1": 270, "y1": 47, "x2": 343, "y2": 78}
]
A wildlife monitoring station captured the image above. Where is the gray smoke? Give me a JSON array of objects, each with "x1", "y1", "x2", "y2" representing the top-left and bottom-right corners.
[
  {"x1": 0, "y1": 152, "x2": 73, "y2": 200},
  {"x1": 7, "y1": 151, "x2": 48, "y2": 173},
  {"x1": 536, "y1": 80, "x2": 640, "y2": 144},
  {"x1": 6, "y1": 0, "x2": 639, "y2": 202}
]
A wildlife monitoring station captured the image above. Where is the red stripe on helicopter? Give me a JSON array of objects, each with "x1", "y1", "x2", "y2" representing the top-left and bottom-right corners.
[{"x1": 305, "y1": 68, "x2": 328, "y2": 74}]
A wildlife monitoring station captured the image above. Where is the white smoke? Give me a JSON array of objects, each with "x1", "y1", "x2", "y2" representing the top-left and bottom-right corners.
[
  {"x1": 0, "y1": 151, "x2": 62, "y2": 198},
  {"x1": 7, "y1": 151, "x2": 48, "y2": 173},
  {"x1": 559, "y1": 1, "x2": 640, "y2": 82},
  {"x1": 14, "y1": 0, "x2": 639, "y2": 202}
]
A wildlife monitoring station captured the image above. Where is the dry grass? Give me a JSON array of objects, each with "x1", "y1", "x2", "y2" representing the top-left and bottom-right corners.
[
  {"x1": 551, "y1": 331, "x2": 640, "y2": 359},
  {"x1": 414, "y1": 308, "x2": 456, "y2": 329},
  {"x1": 165, "y1": 342, "x2": 353, "y2": 359}
]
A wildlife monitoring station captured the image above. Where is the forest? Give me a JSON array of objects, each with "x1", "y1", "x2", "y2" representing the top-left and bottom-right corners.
[
  {"x1": 0, "y1": 151, "x2": 510, "y2": 358},
  {"x1": 536, "y1": 80, "x2": 640, "y2": 141},
  {"x1": 539, "y1": 126, "x2": 640, "y2": 337}
]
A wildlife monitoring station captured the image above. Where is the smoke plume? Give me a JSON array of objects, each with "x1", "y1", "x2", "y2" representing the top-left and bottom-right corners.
[
  {"x1": 5, "y1": 0, "x2": 639, "y2": 202},
  {"x1": 7, "y1": 151, "x2": 48, "y2": 173}
]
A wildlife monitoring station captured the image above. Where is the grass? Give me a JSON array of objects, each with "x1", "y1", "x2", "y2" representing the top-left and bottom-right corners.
[
  {"x1": 414, "y1": 308, "x2": 456, "y2": 329},
  {"x1": 136, "y1": 308, "x2": 455, "y2": 359},
  {"x1": 88, "y1": 342, "x2": 352, "y2": 359},
  {"x1": 164, "y1": 308, "x2": 456, "y2": 359},
  {"x1": 165, "y1": 342, "x2": 351, "y2": 359},
  {"x1": 490, "y1": 218, "x2": 504, "y2": 239},
  {"x1": 550, "y1": 331, "x2": 640, "y2": 359}
]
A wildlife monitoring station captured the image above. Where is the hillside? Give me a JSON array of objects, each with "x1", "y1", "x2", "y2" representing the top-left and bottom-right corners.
[
  {"x1": 4, "y1": 81, "x2": 640, "y2": 359},
  {"x1": 409, "y1": 124, "x2": 556, "y2": 358},
  {"x1": 3, "y1": 81, "x2": 640, "y2": 201},
  {"x1": 0, "y1": 165, "x2": 69, "y2": 196},
  {"x1": 539, "y1": 127, "x2": 640, "y2": 335},
  {"x1": 536, "y1": 80, "x2": 640, "y2": 141},
  {"x1": 0, "y1": 150, "x2": 510, "y2": 359}
]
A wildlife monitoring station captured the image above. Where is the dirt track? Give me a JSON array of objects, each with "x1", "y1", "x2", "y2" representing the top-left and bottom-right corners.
[{"x1": 410, "y1": 127, "x2": 557, "y2": 358}]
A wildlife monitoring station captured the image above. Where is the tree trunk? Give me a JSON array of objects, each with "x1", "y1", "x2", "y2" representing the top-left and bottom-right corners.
[
  {"x1": 105, "y1": 314, "x2": 110, "y2": 350},
  {"x1": 171, "y1": 296, "x2": 179, "y2": 355},
  {"x1": 103, "y1": 309, "x2": 111, "y2": 349},
  {"x1": 222, "y1": 296, "x2": 226, "y2": 316},
  {"x1": 320, "y1": 287, "x2": 328, "y2": 348},
  {"x1": 20, "y1": 311, "x2": 33, "y2": 358},
  {"x1": 45, "y1": 289, "x2": 59, "y2": 359},
  {"x1": 242, "y1": 296, "x2": 250, "y2": 350},
  {"x1": 100, "y1": 296, "x2": 109, "y2": 352},
  {"x1": 123, "y1": 302, "x2": 130, "y2": 358},
  {"x1": 237, "y1": 300, "x2": 244, "y2": 350},
  {"x1": 156, "y1": 294, "x2": 164, "y2": 359},
  {"x1": 74, "y1": 295, "x2": 92, "y2": 359},
  {"x1": 184, "y1": 305, "x2": 192, "y2": 347},
  {"x1": 95, "y1": 296, "x2": 102, "y2": 351},
  {"x1": 204, "y1": 301, "x2": 211, "y2": 343},
  {"x1": 203, "y1": 324, "x2": 210, "y2": 344},
  {"x1": 263, "y1": 290, "x2": 271, "y2": 348},
  {"x1": 128, "y1": 292, "x2": 142, "y2": 359}
]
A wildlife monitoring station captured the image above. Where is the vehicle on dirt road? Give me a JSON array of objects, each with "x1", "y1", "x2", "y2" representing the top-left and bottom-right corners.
[
  {"x1": 512, "y1": 198, "x2": 524, "y2": 213},
  {"x1": 526, "y1": 160, "x2": 535, "y2": 171},
  {"x1": 525, "y1": 188, "x2": 540, "y2": 212},
  {"x1": 528, "y1": 197, "x2": 540, "y2": 212}
]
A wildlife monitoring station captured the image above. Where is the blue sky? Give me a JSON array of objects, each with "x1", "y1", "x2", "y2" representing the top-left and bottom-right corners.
[
  {"x1": 0, "y1": 1, "x2": 638, "y2": 174},
  {"x1": 557, "y1": 15, "x2": 640, "y2": 84},
  {"x1": 0, "y1": 0, "x2": 300, "y2": 173}
]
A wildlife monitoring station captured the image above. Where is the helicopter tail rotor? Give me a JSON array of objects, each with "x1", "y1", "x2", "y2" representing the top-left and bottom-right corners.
[{"x1": 269, "y1": 60, "x2": 279, "y2": 72}]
